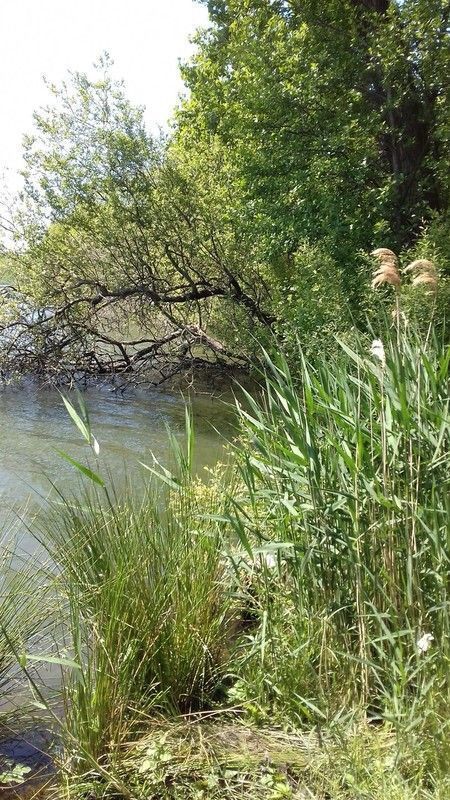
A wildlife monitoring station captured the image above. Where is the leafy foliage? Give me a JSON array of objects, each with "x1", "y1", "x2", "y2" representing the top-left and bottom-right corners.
[
  {"x1": 1, "y1": 2, "x2": 447, "y2": 382},
  {"x1": 187, "y1": 1, "x2": 448, "y2": 251},
  {"x1": 3, "y1": 59, "x2": 274, "y2": 382}
]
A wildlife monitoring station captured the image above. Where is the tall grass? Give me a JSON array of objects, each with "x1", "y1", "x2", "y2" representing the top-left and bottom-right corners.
[
  {"x1": 229, "y1": 327, "x2": 449, "y2": 754},
  {"x1": 33, "y1": 405, "x2": 236, "y2": 768},
  {"x1": 0, "y1": 533, "x2": 53, "y2": 725},
  {"x1": 2, "y1": 325, "x2": 448, "y2": 797}
]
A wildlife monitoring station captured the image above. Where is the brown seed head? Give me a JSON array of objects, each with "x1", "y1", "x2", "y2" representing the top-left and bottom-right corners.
[
  {"x1": 371, "y1": 248, "x2": 401, "y2": 289},
  {"x1": 372, "y1": 248, "x2": 399, "y2": 267},
  {"x1": 412, "y1": 273, "x2": 438, "y2": 288},
  {"x1": 404, "y1": 259, "x2": 437, "y2": 291},
  {"x1": 403, "y1": 258, "x2": 435, "y2": 275}
]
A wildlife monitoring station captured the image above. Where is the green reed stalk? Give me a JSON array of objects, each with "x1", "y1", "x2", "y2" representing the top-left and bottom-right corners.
[{"x1": 231, "y1": 325, "x2": 449, "y2": 730}]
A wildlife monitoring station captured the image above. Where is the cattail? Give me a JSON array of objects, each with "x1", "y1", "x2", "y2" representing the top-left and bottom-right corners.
[
  {"x1": 404, "y1": 259, "x2": 438, "y2": 291},
  {"x1": 371, "y1": 248, "x2": 401, "y2": 289}
]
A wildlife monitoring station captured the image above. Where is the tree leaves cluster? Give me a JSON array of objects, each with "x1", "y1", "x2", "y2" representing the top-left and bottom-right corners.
[
  {"x1": 3, "y1": 57, "x2": 272, "y2": 382},
  {"x1": 189, "y1": 0, "x2": 448, "y2": 250}
]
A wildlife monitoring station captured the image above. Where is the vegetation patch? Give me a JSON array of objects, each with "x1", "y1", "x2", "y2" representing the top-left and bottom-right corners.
[{"x1": 0, "y1": 2, "x2": 448, "y2": 798}]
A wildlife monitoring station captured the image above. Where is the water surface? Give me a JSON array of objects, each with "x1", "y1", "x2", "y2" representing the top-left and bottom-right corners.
[{"x1": 0, "y1": 384, "x2": 232, "y2": 551}]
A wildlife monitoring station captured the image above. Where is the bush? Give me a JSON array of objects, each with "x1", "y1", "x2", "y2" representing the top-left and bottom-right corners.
[{"x1": 273, "y1": 241, "x2": 355, "y2": 363}]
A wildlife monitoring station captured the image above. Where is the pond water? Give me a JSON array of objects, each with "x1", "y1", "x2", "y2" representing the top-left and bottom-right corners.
[{"x1": 0, "y1": 383, "x2": 234, "y2": 552}]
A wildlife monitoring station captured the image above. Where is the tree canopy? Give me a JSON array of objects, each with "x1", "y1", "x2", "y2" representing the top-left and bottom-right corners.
[
  {"x1": 1, "y1": 4, "x2": 448, "y2": 383},
  {"x1": 185, "y1": 1, "x2": 448, "y2": 251}
]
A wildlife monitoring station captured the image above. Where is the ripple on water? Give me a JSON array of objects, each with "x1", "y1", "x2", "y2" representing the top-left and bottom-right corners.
[{"x1": 0, "y1": 384, "x2": 231, "y2": 553}]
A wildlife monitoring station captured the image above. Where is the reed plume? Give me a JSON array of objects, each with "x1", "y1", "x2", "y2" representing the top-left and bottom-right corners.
[
  {"x1": 404, "y1": 258, "x2": 438, "y2": 291},
  {"x1": 371, "y1": 248, "x2": 401, "y2": 289}
]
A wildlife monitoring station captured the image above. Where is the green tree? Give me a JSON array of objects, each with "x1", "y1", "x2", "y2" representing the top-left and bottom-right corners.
[
  {"x1": 3, "y1": 58, "x2": 275, "y2": 381},
  {"x1": 182, "y1": 0, "x2": 449, "y2": 274},
  {"x1": 3, "y1": 0, "x2": 448, "y2": 383}
]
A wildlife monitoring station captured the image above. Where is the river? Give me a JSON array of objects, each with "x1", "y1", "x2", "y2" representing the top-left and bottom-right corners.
[{"x1": 0, "y1": 383, "x2": 232, "y2": 554}]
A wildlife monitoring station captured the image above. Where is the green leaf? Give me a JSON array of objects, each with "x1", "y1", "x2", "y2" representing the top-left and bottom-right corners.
[
  {"x1": 56, "y1": 449, "x2": 105, "y2": 486},
  {"x1": 60, "y1": 393, "x2": 90, "y2": 442},
  {"x1": 24, "y1": 653, "x2": 81, "y2": 670}
]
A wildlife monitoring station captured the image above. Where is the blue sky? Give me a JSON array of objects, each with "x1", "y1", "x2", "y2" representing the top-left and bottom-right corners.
[{"x1": 0, "y1": 0, "x2": 209, "y2": 190}]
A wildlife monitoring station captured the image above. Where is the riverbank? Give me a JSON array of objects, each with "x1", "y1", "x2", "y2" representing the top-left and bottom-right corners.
[
  {"x1": 0, "y1": 326, "x2": 448, "y2": 799},
  {"x1": 49, "y1": 717, "x2": 434, "y2": 800},
  {"x1": 2, "y1": 717, "x2": 436, "y2": 800}
]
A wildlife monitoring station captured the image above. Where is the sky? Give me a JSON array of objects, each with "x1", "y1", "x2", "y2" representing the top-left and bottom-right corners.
[{"x1": 0, "y1": 0, "x2": 209, "y2": 191}]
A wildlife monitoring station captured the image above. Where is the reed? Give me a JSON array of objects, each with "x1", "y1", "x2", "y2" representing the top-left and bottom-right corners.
[
  {"x1": 229, "y1": 323, "x2": 449, "y2": 765},
  {"x1": 371, "y1": 248, "x2": 401, "y2": 288},
  {"x1": 0, "y1": 535, "x2": 53, "y2": 722},
  {"x1": 3, "y1": 321, "x2": 448, "y2": 797},
  {"x1": 404, "y1": 258, "x2": 438, "y2": 291},
  {"x1": 32, "y1": 401, "x2": 236, "y2": 767}
]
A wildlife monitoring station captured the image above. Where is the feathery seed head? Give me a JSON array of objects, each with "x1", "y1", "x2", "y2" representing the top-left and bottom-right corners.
[
  {"x1": 412, "y1": 273, "x2": 438, "y2": 288},
  {"x1": 403, "y1": 259, "x2": 435, "y2": 274},
  {"x1": 372, "y1": 248, "x2": 398, "y2": 265},
  {"x1": 404, "y1": 259, "x2": 437, "y2": 291},
  {"x1": 371, "y1": 248, "x2": 401, "y2": 289}
]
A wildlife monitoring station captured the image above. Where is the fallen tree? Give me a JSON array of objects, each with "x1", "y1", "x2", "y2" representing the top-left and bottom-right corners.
[{"x1": 0, "y1": 60, "x2": 274, "y2": 385}]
